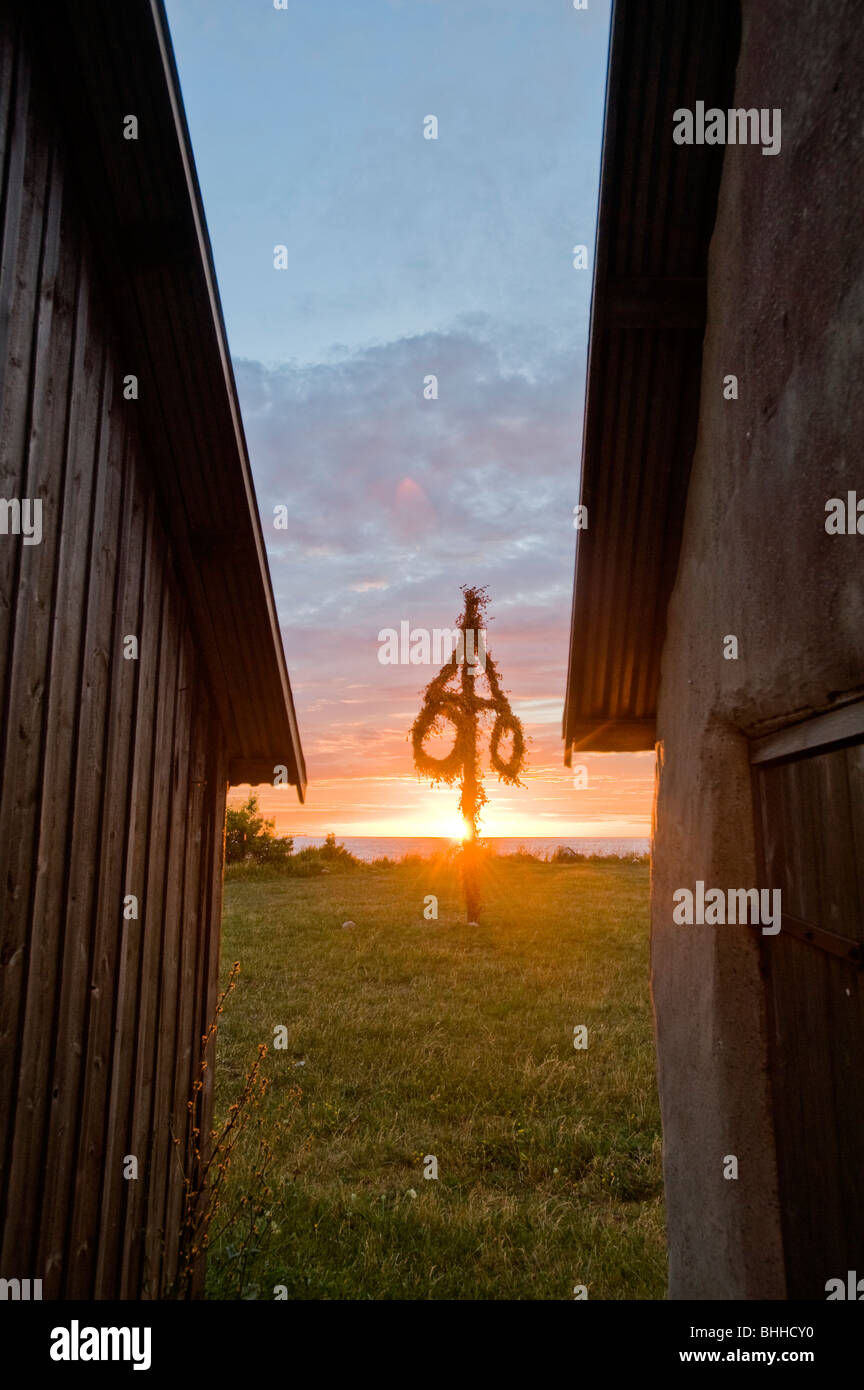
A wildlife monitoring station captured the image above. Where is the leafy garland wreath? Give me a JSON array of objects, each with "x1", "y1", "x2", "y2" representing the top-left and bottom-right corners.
[{"x1": 411, "y1": 602, "x2": 525, "y2": 789}]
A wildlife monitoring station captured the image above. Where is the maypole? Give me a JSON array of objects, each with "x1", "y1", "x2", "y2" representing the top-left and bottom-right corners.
[{"x1": 411, "y1": 587, "x2": 525, "y2": 922}]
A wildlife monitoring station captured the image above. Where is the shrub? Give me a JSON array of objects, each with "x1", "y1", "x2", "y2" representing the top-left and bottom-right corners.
[{"x1": 225, "y1": 794, "x2": 293, "y2": 866}]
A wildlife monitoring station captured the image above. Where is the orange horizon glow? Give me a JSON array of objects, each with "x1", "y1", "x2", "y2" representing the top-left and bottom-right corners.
[
  {"x1": 227, "y1": 694, "x2": 655, "y2": 843},
  {"x1": 228, "y1": 764, "x2": 653, "y2": 843},
  {"x1": 236, "y1": 637, "x2": 656, "y2": 846}
]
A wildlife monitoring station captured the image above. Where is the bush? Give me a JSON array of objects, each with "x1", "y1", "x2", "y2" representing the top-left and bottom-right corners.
[
  {"x1": 223, "y1": 831, "x2": 364, "y2": 880},
  {"x1": 225, "y1": 794, "x2": 293, "y2": 866},
  {"x1": 292, "y1": 833, "x2": 361, "y2": 872},
  {"x1": 548, "y1": 846, "x2": 650, "y2": 865},
  {"x1": 319, "y1": 832, "x2": 359, "y2": 866},
  {"x1": 505, "y1": 845, "x2": 546, "y2": 863}
]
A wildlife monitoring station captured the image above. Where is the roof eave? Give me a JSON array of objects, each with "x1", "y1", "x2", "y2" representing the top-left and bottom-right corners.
[
  {"x1": 563, "y1": 0, "x2": 740, "y2": 761},
  {"x1": 35, "y1": 0, "x2": 306, "y2": 800}
]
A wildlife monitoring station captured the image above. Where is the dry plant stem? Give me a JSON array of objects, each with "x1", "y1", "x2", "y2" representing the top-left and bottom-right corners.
[{"x1": 168, "y1": 962, "x2": 272, "y2": 1298}]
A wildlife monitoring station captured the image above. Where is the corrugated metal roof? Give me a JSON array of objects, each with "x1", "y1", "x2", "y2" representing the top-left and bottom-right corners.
[
  {"x1": 32, "y1": 0, "x2": 306, "y2": 797},
  {"x1": 563, "y1": 0, "x2": 740, "y2": 758}
]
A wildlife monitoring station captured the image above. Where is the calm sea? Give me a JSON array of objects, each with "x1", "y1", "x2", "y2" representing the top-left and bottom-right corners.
[{"x1": 287, "y1": 836, "x2": 650, "y2": 862}]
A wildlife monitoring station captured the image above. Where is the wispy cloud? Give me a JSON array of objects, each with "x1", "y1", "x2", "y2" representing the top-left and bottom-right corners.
[{"x1": 229, "y1": 322, "x2": 650, "y2": 834}]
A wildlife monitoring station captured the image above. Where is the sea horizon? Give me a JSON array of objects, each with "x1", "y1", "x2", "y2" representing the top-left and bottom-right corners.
[{"x1": 281, "y1": 835, "x2": 651, "y2": 862}]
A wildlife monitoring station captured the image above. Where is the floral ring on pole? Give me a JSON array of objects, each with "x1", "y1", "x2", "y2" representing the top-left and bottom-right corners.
[
  {"x1": 489, "y1": 711, "x2": 525, "y2": 782},
  {"x1": 411, "y1": 693, "x2": 465, "y2": 783}
]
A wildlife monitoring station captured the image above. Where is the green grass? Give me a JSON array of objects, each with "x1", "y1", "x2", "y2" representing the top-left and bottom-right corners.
[{"x1": 207, "y1": 856, "x2": 666, "y2": 1300}]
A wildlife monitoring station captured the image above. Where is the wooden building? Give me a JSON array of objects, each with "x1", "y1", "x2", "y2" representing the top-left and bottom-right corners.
[
  {"x1": 566, "y1": 0, "x2": 864, "y2": 1298},
  {"x1": 0, "y1": 0, "x2": 305, "y2": 1298}
]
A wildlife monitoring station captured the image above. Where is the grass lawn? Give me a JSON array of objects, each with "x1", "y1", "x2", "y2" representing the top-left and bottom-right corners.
[{"x1": 207, "y1": 855, "x2": 666, "y2": 1300}]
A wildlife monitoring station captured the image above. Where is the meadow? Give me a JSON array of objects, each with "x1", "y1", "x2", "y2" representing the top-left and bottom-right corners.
[{"x1": 206, "y1": 852, "x2": 666, "y2": 1300}]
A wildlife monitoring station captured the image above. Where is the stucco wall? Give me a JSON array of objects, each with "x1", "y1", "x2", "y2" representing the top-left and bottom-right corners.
[{"x1": 652, "y1": 0, "x2": 864, "y2": 1298}]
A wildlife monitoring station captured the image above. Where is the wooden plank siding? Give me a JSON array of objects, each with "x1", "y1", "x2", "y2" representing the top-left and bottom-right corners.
[
  {"x1": 0, "y1": 5, "x2": 229, "y2": 1300},
  {"x1": 752, "y1": 707, "x2": 864, "y2": 1299}
]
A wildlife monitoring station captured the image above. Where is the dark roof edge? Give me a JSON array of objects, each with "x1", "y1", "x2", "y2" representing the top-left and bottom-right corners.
[
  {"x1": 564, "y1": 720, "x2": 657, "y2": 762},
  {"x1": 562, "y1": 0, "x2": 740, "y2": 760},
  {"x1": 149, "y1": 1, "x2": 306, "y2": 798},
  {"x1": 561, "y1": 0, "x2": 619, "y2": 752},
  {"x1": 31, "y1": 0, "x2": 306, "y2": 798}
]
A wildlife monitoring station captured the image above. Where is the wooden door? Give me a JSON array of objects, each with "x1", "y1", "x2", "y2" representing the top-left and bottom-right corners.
[{"x1": 751, "y1": 700, "x2": 864, "y2": 1300}]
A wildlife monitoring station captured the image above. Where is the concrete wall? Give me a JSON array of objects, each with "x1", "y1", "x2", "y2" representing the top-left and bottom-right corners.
[{"x1": 652, "y1": 0, "x2": 864, "y2": 1298}]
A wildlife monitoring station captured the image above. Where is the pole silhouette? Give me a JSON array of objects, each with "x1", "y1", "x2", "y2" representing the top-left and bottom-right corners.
[{"x1": 411, "y1": 587, "x2": 525, "y2": 922}]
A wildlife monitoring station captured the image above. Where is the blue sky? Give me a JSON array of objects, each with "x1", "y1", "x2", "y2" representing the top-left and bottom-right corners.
[
  {"x1": 166, "y1": 0, "x2": 611, "y2": 365},
  {"x1": 164, "y1": 0, "x2": 653, "y2": 838}
]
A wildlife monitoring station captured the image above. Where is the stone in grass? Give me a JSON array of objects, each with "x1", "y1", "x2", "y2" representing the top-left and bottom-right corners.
[{"x1": 341, "y1": 919, "x2": 356, "y2": 929}]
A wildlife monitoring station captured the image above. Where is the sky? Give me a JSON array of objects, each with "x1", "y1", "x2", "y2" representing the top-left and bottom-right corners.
[{"x1": 164, "y1": 0, "x2": 653, "y2": 840}]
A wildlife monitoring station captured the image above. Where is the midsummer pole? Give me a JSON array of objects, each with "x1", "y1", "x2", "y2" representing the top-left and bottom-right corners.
[{"x1": 411, "y1": 587, "x2": 525, "y2": 923}]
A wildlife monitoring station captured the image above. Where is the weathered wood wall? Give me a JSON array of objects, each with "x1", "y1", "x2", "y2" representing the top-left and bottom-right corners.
[
  {"x1": 0, "y1": 7, "x2": 227, "y2": 1297},
  {"x1": 753, "y1": 710, "x2": 864, "y2": 1300}
]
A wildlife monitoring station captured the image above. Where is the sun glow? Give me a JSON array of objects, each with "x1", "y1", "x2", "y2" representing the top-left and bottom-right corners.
[{"x1": 444, "y1": 815, "x2": 470, "y2": 843}]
